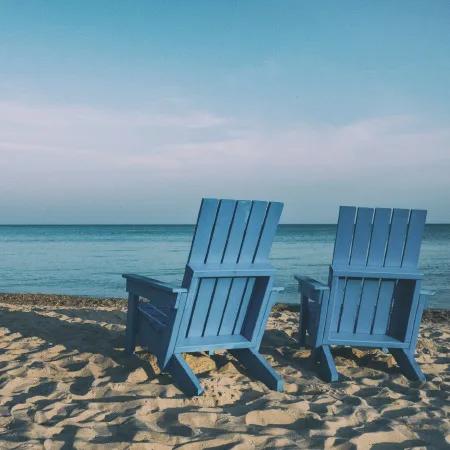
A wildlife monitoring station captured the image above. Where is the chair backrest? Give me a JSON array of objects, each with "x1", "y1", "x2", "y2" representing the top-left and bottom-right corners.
[
  {"x1": 326, "y1": 206, "x2": 427, "y2": 341},
  {"x1": 332, "y1": 206, "x2": 426, "y2": 270},
  {"x1": 178, "y1": 198, "x2": 283, "y2": 344}
]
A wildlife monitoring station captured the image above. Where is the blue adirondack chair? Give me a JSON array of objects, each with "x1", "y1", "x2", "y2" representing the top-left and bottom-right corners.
[
  {"x1": 296, "y1": 206, "x2": 433, "y2": 382},
  {"x1": 123, "y1": 198, "x2": 284, "y2": 396}
]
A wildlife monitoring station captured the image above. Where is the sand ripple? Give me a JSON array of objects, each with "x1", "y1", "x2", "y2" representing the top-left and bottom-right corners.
[{"x1": 0, "y1": 302, "x2": 448, "y2": 449}]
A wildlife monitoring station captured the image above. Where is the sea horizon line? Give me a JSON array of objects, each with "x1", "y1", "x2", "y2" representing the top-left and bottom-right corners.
[{"x1": 0, "y1": 223, "x2": 449, "y2": 227}]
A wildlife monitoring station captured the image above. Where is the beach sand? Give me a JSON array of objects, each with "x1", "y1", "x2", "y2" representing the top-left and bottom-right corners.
[{"x1": 0, "y1": 294, "x2": 448, "y2": 449}]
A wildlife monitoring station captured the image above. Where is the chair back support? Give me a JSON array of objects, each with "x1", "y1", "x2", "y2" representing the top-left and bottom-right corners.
[
  {"x1": 179, "y1": 198, "x2": 283, "y2": 343},
  {"x1": 327, "y1": 206, "x2": 426, "y2": 343}
]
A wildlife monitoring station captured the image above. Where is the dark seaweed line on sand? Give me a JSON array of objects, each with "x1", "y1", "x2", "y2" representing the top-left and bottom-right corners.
[{"x1": 0, "y1": 292, "x2": 448, "y2": 323}]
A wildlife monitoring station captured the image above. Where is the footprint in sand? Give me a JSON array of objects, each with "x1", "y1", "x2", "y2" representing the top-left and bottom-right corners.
[
  {"x1": 178, "y1": 411, "x2": 220, "y2": 429},
  {"x1": 61, "y1": 360, "x2": 88, "y2": 372},
  {"x1": 245, "y1": 409, "x2": 297, "y2": 426},
  {"x1": 69, "y1": 375, "x2": 94, "y2": 396}
]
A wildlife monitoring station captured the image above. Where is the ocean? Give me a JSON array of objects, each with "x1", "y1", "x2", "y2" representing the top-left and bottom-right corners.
[{"x1": 0, "y1": 225, "x2": 449, "y2": 309}]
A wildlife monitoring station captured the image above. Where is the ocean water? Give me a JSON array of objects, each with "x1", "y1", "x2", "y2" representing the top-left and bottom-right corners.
[{"x1": 0, "y1": 225, "x2": 449, "y2": 309}]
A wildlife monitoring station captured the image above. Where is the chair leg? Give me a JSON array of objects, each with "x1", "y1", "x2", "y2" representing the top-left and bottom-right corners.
[
  {"x1": 389, "y1": 348, "x2": 426, "y2": 382},
  {"x1": 125, "y1": 293, "x2": 139, "y2": 354},
  {"x1": 299, "y1": 295, "x2": 309, "y2": 347},
  {"x1": 312, "y1": 345, "x2": 339, "y2": 382},
  {"x1": 166, "y1": 353, "x2": 203, "y2": 397},
  {"x1": 230, "y1": 348, "x2": 284, "y2": 392}
]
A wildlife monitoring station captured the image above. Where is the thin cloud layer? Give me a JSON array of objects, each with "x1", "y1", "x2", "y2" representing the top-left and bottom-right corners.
[{"x1": 0, "y1": 100, "x2": 449, "y2": 223}]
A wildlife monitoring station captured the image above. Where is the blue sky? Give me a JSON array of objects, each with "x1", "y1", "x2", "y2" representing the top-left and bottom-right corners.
[{"x1": 0, "y1": 1, "x2": 449, "y2": 223}]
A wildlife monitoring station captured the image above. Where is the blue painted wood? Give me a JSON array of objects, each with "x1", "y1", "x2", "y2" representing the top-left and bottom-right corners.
[
  {"x1": 371, "y1": 280, "x2": 395, "y2": 334},
  {"x1": 389, "y1": 348, "x2": 425, "y2": 382},
  {"x1": 312, "y1": 345, "x2": 338, "y2": 382},
  {"x1": 186, "y1": 278, "x2": 217, "y2": 337},
  {"x1": 162, "y1": 291, "x2": 188, "y2": 367},
  {"x1": 295, "y1": 276, "x2": 329, "y2": 293},
  {"x1": 344, "y1": 208, "x2": 374, "y2": 334},
  {"x1": 187, "y1": 201, "x2": 235, "y2": 337},
  {"x1": 329, "y1": 277, "x2": 347, "y2": 333},
  {"x1": 338, "y1": 279, "x2": 363, "y2": 334},
  {"x1": 331, "y1": 267, "x2": 422, "y2": 279},
  {"x1": 299, "y1": 294, "x2": 308, "y2": 347},
  {"x1": 136, "y1": 312, "x2": 167, "y2": 360},
  {"x1": 177, "y1": 276, "x2": 201, "y2": 343},
  {"x1": 409, "y1": 290, "x2": 431, "y2": 351},
  {"x1": 167, "y1": 353, "x2": 204, "y2": 396},
  {"x1": 124, "y1": 274, "x2": 187, "y2": 294},
  {"x1": 186, "y1": 263, "x2": 275, "y2": 277},
  {"x1": 187, "y1": 198, "x2": 220, "y2": 264},
  {"x1": 254, "y1": 284, "x2": 281, "y2": 347},
  {"x1": 203, "y1": 277, "x2": 233, "y2": 336},
  {"x1": 238, "y1": 201, "x2": 270, "y2": 263},
  {"x1": 232, "y1": 278, "x2": 256, "y2": 334},
  {"x1": 332, "y1": 206, "x2": 356, "y2": 266},
  {"x1": 354, "y1": 279, "x2": 380, "y2": 333},
  {"x1": 367, "y1": 208, "x2": 391, "y2": 266},
  {"x1": 222, "y1": 201, "x2": 253, "y2": 261},
  {"x1": 253, "y1": 202, "x2": 284, "y2": 262},
  {"x1": 203, "y1": 200, "x2": 238, "y2": 337},
  {"x1": 198, "y1": 200, "x2": 236, "y2": 337},
  {"x1": 177, "y1": 334, "x2": 252, "y2": 352},
  {"x1": 138, "y1": 302, "x2": 168, "y2": 332},
  {"x1": 385, "y1": 209, "x2": 409, "y2": 267},
  {"x1": 123, "y1": 197, "x2": 284, "y2": 395},
  {"x1": 218, "y1": 279, "x2": 246, "y2": 335},
  {"x1": 296, "y1": 205, "x2": 429, "y2": 383},
  {"x1": 312, "y1": 288, "x2": 331, "y2": 348},
  {"x1": 349, "y1": 207, "x2": 374, "y2": 266},
  {"x1": 125, "y1": 293, "x2": 139, "y2": 354},
  {"x1": 402, "y1": 210, "x2": 427, "y2": 268},
  {"x1": 326, "y1": 331, "x2": 407, "y2": 348}
]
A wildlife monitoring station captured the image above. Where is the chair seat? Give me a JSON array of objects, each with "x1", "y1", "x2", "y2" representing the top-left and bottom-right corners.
[
  {"x1": 327, "y1": 332, "x2": 406, "y2": 348},
  {"x1": 176, "y1": 334, "x2": 252, "y2": 352}
]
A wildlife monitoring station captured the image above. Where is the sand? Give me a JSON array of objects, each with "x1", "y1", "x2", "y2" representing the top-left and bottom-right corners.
[{"x1": 0, "y1": 294, "x2": 448, "y2": 449}]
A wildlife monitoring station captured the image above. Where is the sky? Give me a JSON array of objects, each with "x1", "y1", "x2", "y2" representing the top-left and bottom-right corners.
[{"x1": 0, "y1": 1, "x2": 449, "y2": 224}]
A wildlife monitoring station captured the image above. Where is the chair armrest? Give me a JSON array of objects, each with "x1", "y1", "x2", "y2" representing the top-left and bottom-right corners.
[
  {"x1": 123, "y1": 274, "x2": 188, "y2": 309},
  {"x1": 420, "y1": 289, "x2": 435, "y2": 296},
  {"x1": 295, "y1": 275, "x2": 329, "y2": 291},
  {"x1": 420, "y1": 289, "x2": 435, "y2": 308},
  {"x1": 295, "y1": 275, "x2": 329, "y2": 300},
  {"x1": 123, "y1": 274, "x2": 187, "y2": 294},
  {"x1": 269, "y1": 286, "x2": 284, "y2": 305},
  {"x1": 271, "y1": 286, "x2": 284, "y2": 293}
]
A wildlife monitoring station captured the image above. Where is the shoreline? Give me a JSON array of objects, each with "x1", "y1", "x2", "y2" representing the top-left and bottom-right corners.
[{"x1": 0, "y1": 292, "x2": 449, "y2": 322}]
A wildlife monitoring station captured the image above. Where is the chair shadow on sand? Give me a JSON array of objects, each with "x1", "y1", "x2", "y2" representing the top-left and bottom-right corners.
[
  {"x1": 0, "y1": 307, "x2": 188, "y2": 447},
  {"x1": 0, "y1": 307, "x2": 322, "y2": 405},
  {"x1": 0, "y1": 307, "x2": 163, "y2": 379},
  {"x1": 0, "y1": 308, "x2": 296, "y2": 391},
  {"x1": 0, "y1": 307, "x2": 289, "y2": 446},
  {"x1": 0, "y1": 307, "x2": 405, "y2": 385},
  {"x1": 0, "y1": 307, "x2": 441, "y2": 449},
  {"x1": 261, "y1": 326, "x2": 408, "y2": 382}
]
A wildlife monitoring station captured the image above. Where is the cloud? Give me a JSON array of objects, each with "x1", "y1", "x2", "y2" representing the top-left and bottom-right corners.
[
  {"x1": 0, "y1": 101, "x2": 227, "y2": 129},
  {"x1": 0, "y1": 100, "x2": 449, "y2": 222},
  {"x1": 0, "y1": 100, "x2": 228, "y2": 164}
]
